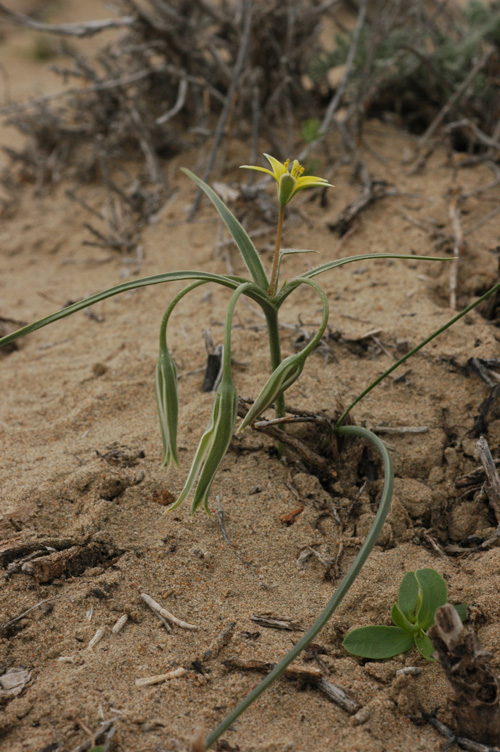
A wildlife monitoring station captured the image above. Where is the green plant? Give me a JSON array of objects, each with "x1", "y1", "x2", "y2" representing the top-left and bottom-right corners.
[
  {"x1": 311, "y1": 1, "x2": 500, "y2": 133},
  {"x1": 343, "y1": 568, "x2": 467, "y2": 660},
  {"x1": 1, "y1": 156, "x2": 499, "y2": 750}
]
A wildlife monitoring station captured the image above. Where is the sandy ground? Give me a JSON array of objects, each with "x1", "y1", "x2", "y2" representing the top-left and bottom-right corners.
[{"x1": 1, "y1": 3, "x2": 500, "y2": 752}]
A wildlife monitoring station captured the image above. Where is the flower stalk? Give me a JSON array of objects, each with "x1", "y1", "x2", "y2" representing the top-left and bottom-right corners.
[
  {"x1": 268, "y1": 205, "x2": 285, "y2": 296},
  {"x1": 238, "y1": 278, "x2": 329, "y2": 432}
]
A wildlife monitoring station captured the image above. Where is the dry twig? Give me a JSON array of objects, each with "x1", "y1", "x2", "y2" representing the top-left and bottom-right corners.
[
  {"x1": 141, "y1": 593, "x2": 199, "y2": 631},
  {"x1": 476, "y1": 436, "x2": 500, "y2": 525}
]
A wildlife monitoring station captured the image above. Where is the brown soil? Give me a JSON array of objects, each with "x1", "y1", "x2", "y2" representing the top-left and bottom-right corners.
[{"x1": 1, "y1": 5, "x2": 500, "y2": 752}]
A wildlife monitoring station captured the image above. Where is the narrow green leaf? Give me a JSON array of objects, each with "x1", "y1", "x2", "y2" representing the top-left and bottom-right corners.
[
  {"x1": 304, "y1": 253, "x2": 451, "y2": 278},
  {"x1": 415, "y1": 569, "x2": 448, "y2": 630},
  {"x1": 181, "y1": 168, "x2": 269, "y2": 291},
  {"x1": 334, "y1": 278, "x2": 500, "y2": 427},
  {"x1": 397, "y1": 571, "x2": 418, "y2": 618},
  {"x1": 299, "y1": 252, "x2": 449, "y2": 279},
  {"x1": 0, "y1": 271, "x2": 252, "y2": 349},
  {"x1": 343, "y1": 625, "x2": 414, "y2": 659},
  {"x1": 453, "y1": 603, "x2": 468, "y2": 622},
  {"x1": 414, "y1": 632, "x2": 435, "y2": 660},
  {"x1": 391, "y1": 603, "x2": 418, "y2": 634}
]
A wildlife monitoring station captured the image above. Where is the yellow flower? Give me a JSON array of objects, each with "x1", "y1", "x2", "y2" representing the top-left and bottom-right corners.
[{"x1": 240, "y1": 153, "x2": 333, "y2": 207}]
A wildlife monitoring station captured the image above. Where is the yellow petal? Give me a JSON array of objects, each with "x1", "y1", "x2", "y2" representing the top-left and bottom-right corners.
[
  {"x1": 263, "y1": 153, "x2": 289, "y2": 178},
  {"x1": 240, "y1": 165, "x2": 278, "y2": 182},
  {"x1": 296, "y1": 176, "x2": 334, "y2": 189}
]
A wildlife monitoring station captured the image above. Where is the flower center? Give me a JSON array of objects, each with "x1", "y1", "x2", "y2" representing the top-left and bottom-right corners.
[
  {"x1": 290, "y1": 159, "x2": 304, "y2": 179},
  {"x1": 283, "y1": 158, "x2": 304, "y2": 179}
]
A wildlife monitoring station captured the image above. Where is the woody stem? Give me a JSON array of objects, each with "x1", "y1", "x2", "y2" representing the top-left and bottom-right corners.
[{"x1": 267, "y1": 206, "x2": 285, "y2": 296}]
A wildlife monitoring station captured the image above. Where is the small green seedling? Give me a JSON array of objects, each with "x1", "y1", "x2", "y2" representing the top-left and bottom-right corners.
[{"x1": 343, "y1": 568, "x2": 467, "y2": 660}]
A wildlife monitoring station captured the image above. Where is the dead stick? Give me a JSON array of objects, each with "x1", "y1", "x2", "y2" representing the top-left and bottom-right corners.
[
  {"x1": 298, "y1": 0, "x2": 368, "y2": 159},
  {"x1": 418, "y1": 47, "x2": 494, "y2": 149},
  {"x1": 141, "y1": 593, "x2": 199, "y2": 631},
  {"x1": 69, "y1": 717, "x2": 120, "y2": 752},
  {"x1": 188, "y1": 0, "x2": 253, "y2": 220},
  {"x1": 223, "y1": 657, "x2": 359, "y2": 714},
  {"x1": 476, "y1": 436, "x2": 500, "y2": 524},
  {"x1": 422, "y1": 714, "x2": 500, "y2": 752},
  {"x1": 0, "y1": 65, "x2": 224, "y2": 116},
  {"x1": 0, "y1": 3, "x2": 136, "y2": 37}
]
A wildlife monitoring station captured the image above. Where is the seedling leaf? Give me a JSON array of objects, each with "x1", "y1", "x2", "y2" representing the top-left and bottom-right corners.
[
  {"x1": 391, "y1": 603, "x2": 418, "y2": 634},
  {"x1": 397, "y1": 571, "x2": 418, "y2": 618},
  {"x1": 342, "y1": 625, "x2": 414, "y2": 659},
  {"x1": 415, "y1": 569, "x2": 448, "y2": 630},
  {"x1": 414, "y1": 632, "x2": 435, "y2": 660}
]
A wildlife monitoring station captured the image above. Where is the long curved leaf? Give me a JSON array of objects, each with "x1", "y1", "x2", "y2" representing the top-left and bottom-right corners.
[
  {"x1": 275, "y1": 252, "x2": 449, "y2": 304},
  {"x1": 303, "y1": 252, "x2": 449, "y2": 279},
  {"x1": 182, "y1": 168, "x2": 269, "y2": 291},
  {"x1": 0, "y1": 270, "x2": 266, "y2": 348}
]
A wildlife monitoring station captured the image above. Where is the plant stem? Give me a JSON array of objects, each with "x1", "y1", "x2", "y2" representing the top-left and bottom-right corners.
[
  {"x1": 263, "y1": 308, "x2": 285, "y2": 420},
  {"x1": 203, "y1": 425, "x2": 393, "y2": 750},
  {"x1": 268, "y1": 205, "x2": 285, "y2": 296}
]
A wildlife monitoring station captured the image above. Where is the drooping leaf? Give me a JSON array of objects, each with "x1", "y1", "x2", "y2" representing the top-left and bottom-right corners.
[
  {"x1": 397, "y1": 571, "x2": 419, "y2": 619},
  {"x1": 342, "y1": 625, "x2": 414, "y2": 659},
  {"x1": 415, "y1": 569, "x2": 448, "y2": 630}
]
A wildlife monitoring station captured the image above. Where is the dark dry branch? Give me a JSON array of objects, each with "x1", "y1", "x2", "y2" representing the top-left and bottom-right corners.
[
  {"x1": 328, "y1": 178, "x2": 400, "y2": 236},
  {"x1": 3, "y1": 0, "x2": 500, "y2": 246},
  {"x1": 298, "y1": 0, "x2": 368, "y2": 161},
  {"x1": 222, "y1": 656, "x2": 360, "y2": 714},
  {"x1": 252, "y1": 420, "x2": 334, "y2": 478},
  {"x1": 0, "y1": 3, "x2": 136, "y2": 37},
  {"x1": 418, "y1": 47, "x2": 496, "y2": 150},
  {"x1": 250, "y1": 614, "x2": 305, "y2": 631},
  {"x1": 417, "y1": 713, "x2": 500, "y2": 752},
  {"x1": 0, "y1": 597, "x2": 68, "y2": 636},
  {"x1": 470, "y1": 382, "x2": 500, "y2": 438},
  {"x1": 187, "y1": 0, "x2": 254, "y2": 220},
  {"x1": 0, "y1": 0, "x2": 327, "y2": 242},
  {"x1": 476, "y1": 436, "x2": 500, "y2": 525},
  {"x1": 69, "y1": 718, "x2": 121, "y2": 752}
]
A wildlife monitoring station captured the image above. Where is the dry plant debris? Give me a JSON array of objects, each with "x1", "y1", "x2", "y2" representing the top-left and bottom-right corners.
[{"x1": 429, "y1": 604, "x2": 500, "y2": 746}]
